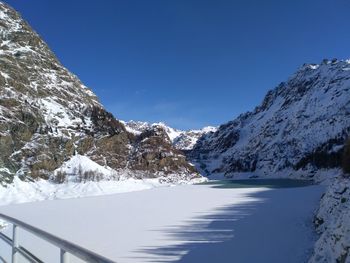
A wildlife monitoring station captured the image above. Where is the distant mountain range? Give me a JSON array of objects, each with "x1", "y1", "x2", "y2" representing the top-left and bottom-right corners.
[{"x1": 121, "y1": 120, "x2": 216, "y2": 150}]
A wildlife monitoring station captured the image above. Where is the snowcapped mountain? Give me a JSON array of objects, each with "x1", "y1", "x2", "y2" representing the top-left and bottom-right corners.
[
  {"x1": 1, "y1": 0, "x2": 348, "y2": 185},
  {"x1": 173, "y1": 126, "x2": 217, "y2": 151},
  {"x1": 121, "y1": 120, "x2": 216, "y2": 150},
  {"x1": 190, "y1": 59, "x2": 350, "y2": 179},
  {"x1": 0, "y1": 2, "x2": 199, "y2": 184}
]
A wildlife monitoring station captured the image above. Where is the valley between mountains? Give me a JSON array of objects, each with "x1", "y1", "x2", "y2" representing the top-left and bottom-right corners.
[{"x1": 0, "y1": 1, "x2": 349, "y2": 262}]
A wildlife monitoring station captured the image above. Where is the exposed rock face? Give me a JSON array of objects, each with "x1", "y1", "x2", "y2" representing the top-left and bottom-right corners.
[
  {"x1": 0, "y1": 2, "x2": 198, "y2": 184},
  {"x1": 172, "y1": 127, "x2": 217, "y2": 151},
  {"x1": 190, "y1": 60, "x2": 350, "y2": 178},
  {"x1": 309, "y1": 176, "x2": 350, "y2": 263},
  {"x1": 122, "y1": 120, "x2": 216, "y2": 150},
  {"x1": 129, "y1": 125, "x2": 196, "y2": 177}
]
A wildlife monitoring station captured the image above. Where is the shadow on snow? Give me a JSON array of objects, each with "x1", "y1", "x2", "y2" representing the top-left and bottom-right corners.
[{"x1": 130, "y1": 183, "x2": 323, "y2": 263}]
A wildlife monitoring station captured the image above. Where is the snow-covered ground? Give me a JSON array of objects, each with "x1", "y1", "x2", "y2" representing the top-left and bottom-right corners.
[
  {"x1": 0, "y1": 152, "x2": 205, "y2": 206},
  {"x1": 0, "y1": 182, "x2": 324, "y2": 263},
  {"x1": 0, "y1": 177, "x2": 180, "y2": 206}
]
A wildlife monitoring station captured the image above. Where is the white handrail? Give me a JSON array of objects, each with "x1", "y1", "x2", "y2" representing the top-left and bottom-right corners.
[{"x1": 0, "y1": 213, "x2": 115, "y2": 263}]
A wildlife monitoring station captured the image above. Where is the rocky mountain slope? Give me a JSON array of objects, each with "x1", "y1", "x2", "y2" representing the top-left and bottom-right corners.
[
  {"x1": 309, "y1": 176, "x2": 350, "y2": 263},
  {"x1": 122, "y1": 120, "x2": 216, "y2": 150},
  {"x1": 0, "y1": 2, "x2": 198, "y2": 185},
  {"x1": 190, "y1": 59, "x2": 350, "y2": 179}
]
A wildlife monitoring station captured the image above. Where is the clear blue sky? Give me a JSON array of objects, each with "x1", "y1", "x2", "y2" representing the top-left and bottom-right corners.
[{"x1": 5, "y1": 0, "x2": 350, "y2": 130}]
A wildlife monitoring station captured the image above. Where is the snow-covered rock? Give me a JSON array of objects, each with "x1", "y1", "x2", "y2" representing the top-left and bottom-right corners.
[
  {"x1": 122, "y1": 120, "x2": 216, "y2": 150},
  {"x1": 0, "y1": 1, "x2": 199, "y2": 184},
  {"x1": 52, "y1": 154, "x2": 119, "y2": 182},
  {"x1": 190, "y1": 59, "x2": 350, "y2": 178},
  {"x1": 309, "y1": 176, "x2": 350, "y2": 263},
  {"x1": 173, "y1": 126, "x2": 217, "y2": 150}
]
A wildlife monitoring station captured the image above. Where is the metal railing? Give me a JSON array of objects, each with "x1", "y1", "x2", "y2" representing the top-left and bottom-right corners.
[{"x1": 0, "y1": 213, "x2": 115, "y2": 263}]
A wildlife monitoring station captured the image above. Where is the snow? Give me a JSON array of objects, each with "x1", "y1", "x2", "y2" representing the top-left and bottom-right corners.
[
  {"x1": 120, "y1": 120, "x2": 150, "y2": 135},
  {"x1": 0, "y1": 10, "x2": 5, "y2": 20},
  {"x1": 40, "y1": 98, "x2": 79, "y2": 128},
  {"x1": 11, "y1": 45, "x2": 33, "y2": 55},
  {"x1": 309, "y1": 177, "x2": 350, "y2": 263},
  {"x1": 0, "y1": 177, "x2": 160, "y2": 205},
  {"x1": 200, "y1": 126, "x2": 217, "y2": 133},
  {"x1": 0, "y1": 72, "x2": 10, "y2": 79},
  {"x1": 0, "y1": 177, "x2": 165, "y2": 206},
  {"x1": 122, "y1": 120, "x2": 217, "y2": 150},
  {"x1": 193, "y1": 59, "x2": 350, "y2": 177},
  {"x1": 0, "y1": 182, "x2": 324, "y2": 263},
  {"x1": 52, "y1": 154, "x2": 118, "y2": 181},
  {"x1": 0, "y1": 153, "x2": 205, "y2": 206},
  {"x1": 309, "y1": 64, "x2": 320, "y2": 70},
  {"x1": 0, "y1": 167, "x2": 11, "y2": 174}
]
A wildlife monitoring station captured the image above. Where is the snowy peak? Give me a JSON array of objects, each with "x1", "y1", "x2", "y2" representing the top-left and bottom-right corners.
[
  {"x1": 121, "y1": 120, "x2": 182, "y2": 141},
  {"x1": 0, "y1": 1, "x2": 102, "y2": 139},
  {"x1": 0, "y1": 2, "x2": 200, "y2": 183},
  {"x1": 172, "y1": 126, "x2": 217, "y2": 151},
  {"x1": 122, "y1": 120, "x2": 217, "y2": 150},
  {"x1": 121, "y1": 120, "x2": 152, "y2": 135},
  {"x1": 0, "y1": 1, "x2": 100, "y2": 105},
  {"x1": 190, "y1": 58, "x2": 350, "y2": 178}
]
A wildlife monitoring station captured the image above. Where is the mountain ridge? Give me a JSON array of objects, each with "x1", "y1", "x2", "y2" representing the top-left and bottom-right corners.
[
  {"x1": 121, "y1": 120, "x2": 216, "y2": 150},
  {"x1": 0, "y1": 1, "x2": 199, "y2": 184},
  {"x1": 188, "y1": 58, "x2": 350, "y2": 179},
  {"x1": 1, "y1": 0, "x2": 349, "y2": 183}
]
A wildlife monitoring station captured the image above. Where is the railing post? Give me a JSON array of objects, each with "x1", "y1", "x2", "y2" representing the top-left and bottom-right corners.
[
  {"x1": 60, "y1": 249, "x2": 70, "y2": 263},
  {"x1": 0, "y1": 213, "x2": 114, "y2": 263},
  {"x1": 12, "y1": 224, "x2": 18, "y2": 263}
]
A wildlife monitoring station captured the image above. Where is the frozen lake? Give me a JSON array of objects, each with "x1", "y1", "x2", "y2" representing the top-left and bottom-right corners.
[{"x1": 0, "y1": 180, "x2": 324, "y2": 263}]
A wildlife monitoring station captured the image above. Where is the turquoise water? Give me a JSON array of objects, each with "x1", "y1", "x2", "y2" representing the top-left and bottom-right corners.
[{"x1": 200, "y1": 179, "x2": 314, "y2": 189}]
